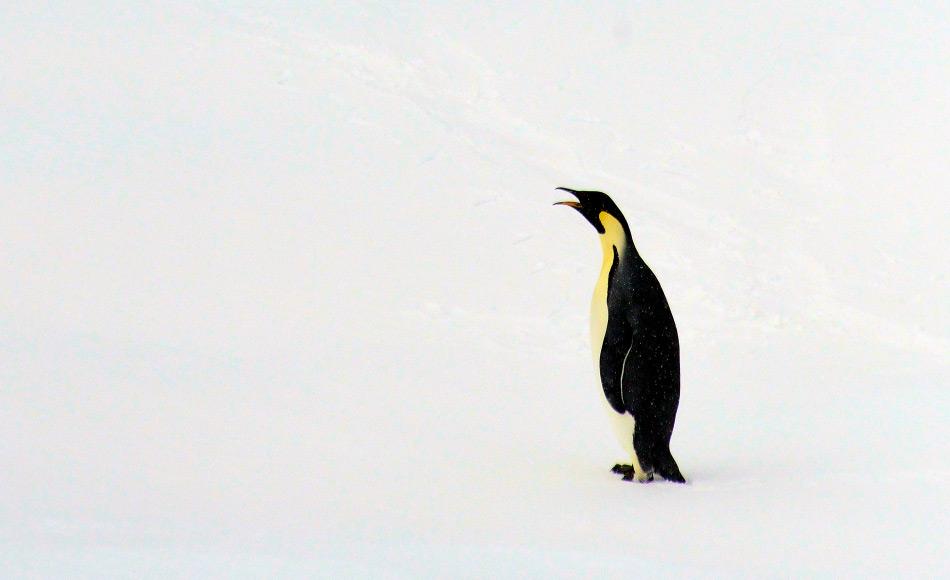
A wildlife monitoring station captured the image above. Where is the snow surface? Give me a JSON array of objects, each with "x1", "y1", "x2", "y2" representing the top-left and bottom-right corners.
[{"x1": 2, "y1": 1, "x2": 948, "y2": 577}]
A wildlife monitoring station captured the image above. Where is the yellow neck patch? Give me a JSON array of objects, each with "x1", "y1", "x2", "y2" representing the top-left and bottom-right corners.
[{"x1": 598, "y1": 211, "x2": 627, "y2": 265}]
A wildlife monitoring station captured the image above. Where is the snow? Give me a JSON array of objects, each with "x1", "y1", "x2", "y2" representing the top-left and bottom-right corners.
[{"x1": 2, "y1": 1, "x2": 948, "y2": 577}]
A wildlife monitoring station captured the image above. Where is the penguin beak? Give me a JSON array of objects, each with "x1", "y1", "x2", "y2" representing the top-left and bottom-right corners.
[{"x1": 554, "y1": 187, "x2": 583, "y2": 210}]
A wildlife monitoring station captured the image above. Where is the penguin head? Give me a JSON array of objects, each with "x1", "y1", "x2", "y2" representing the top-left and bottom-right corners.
[{"x1": 554, "y1": 187, "x2": 626, "y2": 234}]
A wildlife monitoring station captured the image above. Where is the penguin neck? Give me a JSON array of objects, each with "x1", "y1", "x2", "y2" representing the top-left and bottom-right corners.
[{"x1": 597, "y1": 211, "x2": 635, "y2": 269}]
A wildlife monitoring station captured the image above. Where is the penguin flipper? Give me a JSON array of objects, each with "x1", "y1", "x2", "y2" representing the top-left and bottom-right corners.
[{"x1": 598, "y1": 317, "x2": 632, "y2": 414}]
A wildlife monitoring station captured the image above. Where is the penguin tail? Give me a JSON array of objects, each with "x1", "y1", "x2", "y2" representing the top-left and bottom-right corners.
[{"x1": 654, "y1": 448, "x2": 686, "y2": 483}]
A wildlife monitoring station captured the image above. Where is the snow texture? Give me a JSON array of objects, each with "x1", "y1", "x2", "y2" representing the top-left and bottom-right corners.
[{"x1": 2, "y1": 1, "x2": 948, "y2": 577}]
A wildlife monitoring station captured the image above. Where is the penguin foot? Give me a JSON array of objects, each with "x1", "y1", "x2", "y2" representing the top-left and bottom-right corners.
[{"x1": 611, "y1": 464, "x2": 654, "y2": 482}]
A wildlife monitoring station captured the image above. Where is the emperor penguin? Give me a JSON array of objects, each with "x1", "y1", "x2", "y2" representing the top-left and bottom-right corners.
[{"x1": 555, "y1": 187, "x2": 685, "y2": 483}]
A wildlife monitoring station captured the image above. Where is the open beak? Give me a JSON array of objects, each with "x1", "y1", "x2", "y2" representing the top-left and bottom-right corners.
[{"x1": 554, "y1": 187, "x2": 582, "y2": 209}]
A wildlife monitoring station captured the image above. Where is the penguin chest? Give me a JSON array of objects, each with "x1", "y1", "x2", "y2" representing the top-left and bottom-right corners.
[{"x1": 590, "y1": 269, "x2": 610, "y2": 366}]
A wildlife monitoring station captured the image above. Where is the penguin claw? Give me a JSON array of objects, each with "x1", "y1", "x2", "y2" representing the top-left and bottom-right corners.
[
  {"x1": 622, "y1": 471, "x2": 654, "y2": 482},
  {"x1": 612, "y1": 464, "x2": 654, "y2": 482}
]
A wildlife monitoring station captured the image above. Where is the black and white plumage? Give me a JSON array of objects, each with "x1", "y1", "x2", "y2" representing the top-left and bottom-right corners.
[{"x1": 556, "y1": 188, "x2": 685, "y2": 483}]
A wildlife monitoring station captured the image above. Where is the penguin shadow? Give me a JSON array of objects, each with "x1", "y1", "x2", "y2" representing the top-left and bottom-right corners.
[{"x1": 674, "y1": 462, "x2": 770, "y2": 491}]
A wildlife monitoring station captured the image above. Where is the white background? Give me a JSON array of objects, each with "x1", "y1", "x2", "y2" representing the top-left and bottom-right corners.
[{"x1": 2, "y1": 1, "x2": 948, "y2": 577}]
